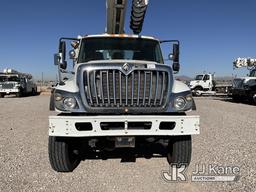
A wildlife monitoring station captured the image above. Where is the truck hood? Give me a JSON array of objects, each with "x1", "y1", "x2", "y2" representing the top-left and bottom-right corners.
[
  {"x1": 83, "y1": 60, "x2": 159, "y2": 65},
  {"x1": 233, "y1": 77, "x2": 256, "y2": 88}
]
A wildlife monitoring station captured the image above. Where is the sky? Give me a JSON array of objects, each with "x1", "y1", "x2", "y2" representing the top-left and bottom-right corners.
[{"x1": 0, "y1": 0, "x2": 256, "y2": 80}]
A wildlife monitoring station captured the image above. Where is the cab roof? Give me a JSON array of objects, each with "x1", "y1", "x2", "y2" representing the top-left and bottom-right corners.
[{"x1": 79, "y1": 33, "x2": 159, "y2": 41}]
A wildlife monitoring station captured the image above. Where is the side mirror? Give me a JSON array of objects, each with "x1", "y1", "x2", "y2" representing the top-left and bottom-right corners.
[
  {"x1": 172, "y1": 44, "x2": 180, "y2": 73},
  {"x1": 54, "y1": 41, "x2": 67, "y2": 70},
  {"x1": 172, "y1": 44, "x2": 180, "y2": 63},
  {"x1": 54, "y1": 53, "x2": 67, "y2": 69},
  {"x1": 59, "y1": 41, "x2": 66, "y2": 60},
  {"x1": 54, "y1": 53, "x2": 60, "y2": 66},
  {"x1": 172, "y1": 62, "x2": 180, "y2": 73}
]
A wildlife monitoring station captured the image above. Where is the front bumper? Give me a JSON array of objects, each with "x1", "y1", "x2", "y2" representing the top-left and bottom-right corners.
[
  {"x1": 49, "y1": 115, "x2": 200, "y2": 137},
  {"x1": 0, "y1": 88, "x2": 19, "y2": 94}
]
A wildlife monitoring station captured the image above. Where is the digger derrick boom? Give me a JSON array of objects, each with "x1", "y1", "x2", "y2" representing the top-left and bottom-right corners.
[
  {"x1": 106, "y1": 0, "x2": 149, "y2": 34},
  {"x1": 106, "y1": 0, "x2": 127, "y2": 34},
  {"x1": 233, "y1": 57, "x2": 256, "y2": 69}
]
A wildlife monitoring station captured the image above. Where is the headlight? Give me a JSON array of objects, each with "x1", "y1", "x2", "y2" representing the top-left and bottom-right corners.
[
  {"x1": 55, "y1": 93, "x2": 63, "y2": 101},
  {"x1": 63, "y1": 97, "x2": 77, "y2": 109},
  {"x1": 14, "y1": 84, "x2": 21, "y2": 88},
  {"x1": 174, "y1": 96, "x2": 187, "y2": 110}
]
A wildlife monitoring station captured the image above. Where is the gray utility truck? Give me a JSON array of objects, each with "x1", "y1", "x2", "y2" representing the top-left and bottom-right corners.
[
  {"x1": 48, "y1": 0, "x2": 200, "y2": 172},
  {"x1": 232, "y1": 58, "x2": 256, "y2": 103},
  {"x1": 0, "y1": 68, "x2": 37, "y2": 98},
  {"x1": 189, "y1": 73, "x2": 232, "y2": 96}
]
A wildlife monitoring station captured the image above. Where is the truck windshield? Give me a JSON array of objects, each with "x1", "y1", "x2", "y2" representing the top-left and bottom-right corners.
[
  {"x1": 250, "y1": 69, "x2": 256, "y2": 77},
  {"x1": 78, "y1": 37, "x2": 164, "y2": 63},
  {"x1": 0, "y1": 75, "x2": 20, "y2": 82},
  {"x1": 195, "y1": 75, "x2": 203, "y2": 80}
]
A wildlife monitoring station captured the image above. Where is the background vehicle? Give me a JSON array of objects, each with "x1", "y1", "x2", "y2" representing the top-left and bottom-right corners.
[
  {"x1": 232, "y1": 58, "x2": 256, "y2": 103},
  {"x1": 189, "y1": 73, "x2": 232, "y2": 96},
  {"x1": 48, "y1": 0, "x2": 200, "y2": 172},
  {"x1": 0, "y1": 68, "x2": 37, "y2": 98}
]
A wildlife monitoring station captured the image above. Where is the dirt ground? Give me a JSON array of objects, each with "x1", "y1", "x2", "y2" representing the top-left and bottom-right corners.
[{"x1": 0, "y1": 95, "x2": 255, "y2": 192}]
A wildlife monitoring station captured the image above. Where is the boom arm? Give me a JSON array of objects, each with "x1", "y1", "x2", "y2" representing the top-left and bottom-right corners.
[
  {"x1": 106, "y1": 0, "x2": 149, "y2": 34},
  {"x1": 106, "y1": 0, "x2": 127, "y2": 34},
  {"x1": 233, "y1": 57, "x2": 256, "y2": 69},
  {"x1": 2, "y1": 68, "x2": 32, "y2": 79}
]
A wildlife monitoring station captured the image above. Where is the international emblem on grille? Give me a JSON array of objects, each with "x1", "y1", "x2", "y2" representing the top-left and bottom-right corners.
[{"x1": 122, "y1": 63, "x2": 132, "y2": 72}]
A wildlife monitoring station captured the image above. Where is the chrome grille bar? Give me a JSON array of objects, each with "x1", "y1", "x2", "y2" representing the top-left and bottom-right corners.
[
  {"x1": 106, "y1": 71, "x2": 110, "y2": 104},
  {"x1": 93, "y1": 71, "x2": 99, "y2": 105},
  {"x1": 131, "y1": 72, "x2": 134, "y2": 106},
  {"x1": 100, "y1": 71, "x2": 104, "y2": 105},
  {"x1": 148, "y1": 71, "x2": 153, "y2": 105},
  {"x1": 159, "y1": 72, "x2": 165, "y2": 105},
  {"x1": 119, "y1": 71, "x2": 122, "y2": 106},
  {"x1": 143, "y1": 71, "x2": 147, "y2": 106},
  {"x1": 86, "y1": 71, "x2": 93, "y2": 104},
  {"x1": 154, "y1": 71, "x2": 159, "y2": 106},
  {"x1": 113, "y1": 70, "x2": 116, "y2": 105},
  {"x1": 125, "y1": 75, "x2": 128, "y2": 106},
  {"x1": 137, "y1": 71, "x2": 141, "y2": 106}
]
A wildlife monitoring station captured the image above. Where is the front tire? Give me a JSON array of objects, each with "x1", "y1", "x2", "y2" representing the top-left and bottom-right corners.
[
  {"x1": 232, "y1": 94, "x2": 241, "y2": 102},
  {"x1": 16, "y1": 89, "x2": 23, "y2": 97},
  {"x1": 31, "y1": 88, "x2": 36, "y2": 96},
  {"x1": 48, "y1": 136, "x2": 81, "y2": 172},
  {"x1": 167, "y1": 136, "x2": 192, "y2": 167},
  {"x1": 0, "y1": 93, "x2": 5, "y2": 98},
  {"x1": 193, "y1": 87, "x2": 203, "y2": 96},
  {"x1": 249, "y1": 91, "x2": 256, "y2": 104}
]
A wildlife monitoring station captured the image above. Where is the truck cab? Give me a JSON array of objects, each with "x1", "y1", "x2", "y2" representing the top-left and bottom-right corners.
[
  {"x1": 48, "y1": 34, "x2": 200, "y2": 172},
  {"x1": 189, "y1": 73, "x2": 214, "y2": 91},
  {"x1": 0, "y1": 69, "x2": 37, "y2": 98},
  {"x1": 232, "y1": 68, "x2": 256, "y2": 103}
]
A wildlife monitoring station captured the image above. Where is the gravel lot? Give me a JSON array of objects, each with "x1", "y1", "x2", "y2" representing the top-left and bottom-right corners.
[{"x1": 0, "y1": 95, "x2": 255, "y2": 192}]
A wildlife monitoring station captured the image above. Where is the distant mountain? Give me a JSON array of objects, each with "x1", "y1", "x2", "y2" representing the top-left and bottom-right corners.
[{"x1": 175, "y1": 75, "x2": 192, "y2": 82}]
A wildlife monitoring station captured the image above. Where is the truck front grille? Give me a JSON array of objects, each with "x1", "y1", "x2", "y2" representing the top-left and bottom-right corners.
[
  {"x1": 1, "y1": 83, "x2": 14, "y2": 89},
  {"x1": 232, "y1": 79, "x2": 244, "y2": 88},
  {"x1": 83, "y1": 70, "x2": 169, "y2": 108}
]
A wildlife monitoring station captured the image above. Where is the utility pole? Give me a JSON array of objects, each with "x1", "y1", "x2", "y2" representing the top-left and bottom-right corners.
[{"x1": 41, "y1": 72, "x2": 44, "y2": 87}]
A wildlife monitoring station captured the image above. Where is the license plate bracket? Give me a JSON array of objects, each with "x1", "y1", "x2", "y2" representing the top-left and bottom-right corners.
[{"x1": 115, "y1": 137, "x2": 135, "y2": 148}]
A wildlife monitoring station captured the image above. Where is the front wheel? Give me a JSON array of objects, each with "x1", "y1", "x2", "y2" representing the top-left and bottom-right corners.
[
  {"x1": 167, "y1": 136, "x2": 192, "y2": 167},
  {"x1": 0, "y1": 93, "x2": 5, "y2": 98},
  {"x1": 31, "y1": 88, "x2": 36, "y2": 96},
  {"x1": 232, "y1": 94, "x2": 241, "y2": 102},
  {"x1": 192, "y1": 87, "x2": 203, "y2": 96},
  {"x1": 16, "y1": 89, "x2": 23, "y2": 97},
  {"x1": 48, "y1": 136, "x2": 81, "y2": 172},
  {"x1": 249, "y1": 92, "x2": 256, "y2": 104}
]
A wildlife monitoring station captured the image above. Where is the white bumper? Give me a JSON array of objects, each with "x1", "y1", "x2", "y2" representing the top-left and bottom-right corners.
[
  {"x1": 0, "y1": 88, "x2": 19, "y2": 93},
  {"x1": 49, "y1": 115, "x2": 200, "y2": 137}
]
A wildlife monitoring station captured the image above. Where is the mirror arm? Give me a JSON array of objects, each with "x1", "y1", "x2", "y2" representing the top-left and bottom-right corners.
[
  {"x1": 57, "y1": 60, "x2": 64, "y2": 85},
  {"x1": 60, "y1": 69, "x2": 75, "y2": 75}
]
